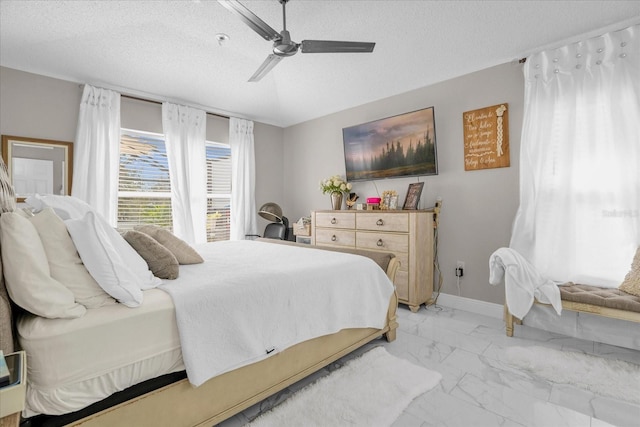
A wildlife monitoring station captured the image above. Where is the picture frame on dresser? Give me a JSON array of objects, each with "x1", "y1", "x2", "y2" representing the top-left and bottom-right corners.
[{"x1": 402, "y1": 182, "x2": 424, "y2": 210}]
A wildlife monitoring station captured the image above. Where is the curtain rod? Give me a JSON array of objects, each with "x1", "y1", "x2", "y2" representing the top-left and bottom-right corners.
[{"x1": 122, "y1": 94, "x2": 230, "y2": 120}]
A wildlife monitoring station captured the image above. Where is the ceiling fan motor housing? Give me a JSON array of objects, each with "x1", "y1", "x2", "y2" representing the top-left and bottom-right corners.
[
  {"x1": 273, "y1": 30, "x2": 299, "y2": 56},
  {"x1": 218, "y1": 0, "x2": 375, "y2": 81}
]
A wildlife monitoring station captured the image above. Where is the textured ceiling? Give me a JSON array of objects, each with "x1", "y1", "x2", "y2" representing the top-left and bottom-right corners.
[{"x1": 1, "y1": 1, "x2": 639, "y2": 127}]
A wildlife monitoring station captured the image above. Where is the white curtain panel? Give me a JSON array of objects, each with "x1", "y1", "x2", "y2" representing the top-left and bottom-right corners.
[
  {"x1": 162, "y1": 103, "x2": 207, "y2": 245},
  {"x1": 72, "y1": 85, "x2": 121, "y2": 226},
  {"x1": 511, "y1": 24, "x2": 640, "y2": 288},
  {"x1": 229, "y1": 117, "x2": 258, "y2": 240}
]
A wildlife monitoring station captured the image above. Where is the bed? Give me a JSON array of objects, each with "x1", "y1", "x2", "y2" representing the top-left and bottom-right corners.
[{"x1": 0, "y1": 201, "x2": 399, "y2": 427}]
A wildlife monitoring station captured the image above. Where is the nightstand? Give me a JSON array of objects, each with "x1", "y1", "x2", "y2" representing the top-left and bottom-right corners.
[{"x1": 0, "y1": 351, "x2": 26, "y2": 427}]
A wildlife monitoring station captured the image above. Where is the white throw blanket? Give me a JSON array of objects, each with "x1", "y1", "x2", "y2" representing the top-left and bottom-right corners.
[
  {"x1": 489, "y1": 247, "x2": 562, "y2": 319},
  {"x1": 160, "y1": 240, "x2": 395, "y2": 387}
]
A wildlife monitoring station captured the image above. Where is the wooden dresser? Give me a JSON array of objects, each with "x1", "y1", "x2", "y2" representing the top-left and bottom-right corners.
[{"x1": 311, "y1": 210, "x2": 436, "y2": 312}]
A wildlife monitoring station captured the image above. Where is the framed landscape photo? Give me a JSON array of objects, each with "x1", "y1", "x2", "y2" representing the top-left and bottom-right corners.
[
  {"x1": 343, "y1": 107, "x2": 438, "y2": 182},
  {"x1": 402, "y1": 182, "x2": 424, "y2": 210}
]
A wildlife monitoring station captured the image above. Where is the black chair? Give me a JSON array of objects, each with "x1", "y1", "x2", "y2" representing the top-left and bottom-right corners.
[
  {"x1": 263, "y1": 222, "x2": 287, "y2": 240},
  {"x1": 246, "y1": 202, "x2": 290, "y2": 240}
]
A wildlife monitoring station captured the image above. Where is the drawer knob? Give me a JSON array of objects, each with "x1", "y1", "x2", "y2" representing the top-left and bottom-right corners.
[
  {"x1": 376, "y1": 239, "x2": 383, "y2": 247},
  {"x1": 376, "y1": 219, "x2": 384, "y2": 226},
  {"x1": 331, "y1": 235, "x2": 337, "y2": 242},
  {"x1": 331, "y1": 218, "x2": 337, "y2": 224}
]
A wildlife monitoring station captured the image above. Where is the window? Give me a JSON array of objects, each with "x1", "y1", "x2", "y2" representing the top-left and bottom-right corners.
[
  {"x1": 511, "y1": 26, "x2": 639, "y2": 286},
  {"x1": 206, "y1": 142, "x2": 231, "y2": 242},
  {"x1": 118, "y1": 129, "x2": 172, "y2": 231},
  {"x1": 117, "y1": 129, "x2": 232, "y2": 242}
]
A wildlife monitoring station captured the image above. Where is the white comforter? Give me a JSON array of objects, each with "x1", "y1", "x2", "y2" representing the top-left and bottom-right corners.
[
  {"x1": 160, "y1": 240, "x2": 395, "y2": 387},
  {"x1": 489, "y1": 247, "x2": 562, "y2": 319}
]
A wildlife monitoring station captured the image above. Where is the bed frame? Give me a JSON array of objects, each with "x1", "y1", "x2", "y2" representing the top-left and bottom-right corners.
[
  {"x1": 1, "y1": 249, "x2": 400, "y2": 427},
  {"x1": 504, "y1": 283, "x2": 640, "y2": 337}
]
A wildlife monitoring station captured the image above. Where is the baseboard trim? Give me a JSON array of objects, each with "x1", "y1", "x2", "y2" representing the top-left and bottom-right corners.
[{"x1": 434, "y1": 293, "x2": 503, "y2": 319}]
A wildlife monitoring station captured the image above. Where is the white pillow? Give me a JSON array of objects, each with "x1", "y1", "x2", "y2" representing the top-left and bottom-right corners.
[
  {"x1": 28, "y1": 208, "x2": 115, "y2": 308},
  {"x1": 25, "y1": 194, "x2": 92, "y2": 220},
  {"x1": 65, "y1": 211, "x2": 144, "y2": 307},
  {"x1": 0, "y1": 212, "x2": 86, "y2": 318},
  {"x1": 27, "y1": 194, "x2": 161, "y2": 291}
]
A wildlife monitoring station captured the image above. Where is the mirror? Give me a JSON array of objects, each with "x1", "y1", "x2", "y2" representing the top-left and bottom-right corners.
[{"x1": 1, "y1": 135, "x2": 73, "y2": 202}]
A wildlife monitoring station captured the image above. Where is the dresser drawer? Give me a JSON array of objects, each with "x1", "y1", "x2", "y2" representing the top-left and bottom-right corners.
[
  {"x1": 356, "y1": 213, "x2": 409, "y2": 233},
  {"x1": 356, "y1": 231, "x2": 408, "y2": 253},
  {"x1": 315, "y1": 229, "x2": 356, "y2": 247},
  {"x1": 315, "y1": 212, "x2": 356, "y2": 229}
]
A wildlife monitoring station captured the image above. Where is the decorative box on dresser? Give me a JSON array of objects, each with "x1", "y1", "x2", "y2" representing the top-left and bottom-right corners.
[{"x1": 311, "y1": 210, "x2": 436, "y2": 312}]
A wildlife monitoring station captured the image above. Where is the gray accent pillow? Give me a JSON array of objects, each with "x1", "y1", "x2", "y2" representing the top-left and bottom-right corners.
[
  {"x1": 134, "y1": 224, "x2": 204, "y2": 265},
  {"x1": 124, "y1": 230, "x2": 180, "y2": 279}
]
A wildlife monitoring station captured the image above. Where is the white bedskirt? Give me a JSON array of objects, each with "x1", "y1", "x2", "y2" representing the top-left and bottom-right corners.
[{"x1": 18, "y1": 289, "x2": 184, "y2": 417}]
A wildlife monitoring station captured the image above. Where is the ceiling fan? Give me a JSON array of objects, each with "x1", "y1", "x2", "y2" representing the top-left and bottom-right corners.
[{"x1": 218, "y1": 0, "x2": 376, "y2": 82}]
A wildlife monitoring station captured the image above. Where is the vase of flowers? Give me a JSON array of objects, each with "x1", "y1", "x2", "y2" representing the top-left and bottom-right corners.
[
  {"x1": 320, "y1": 175, "x2": 352, "y2": 210},
  {"x1": 330, "y1": 192, "x2": 343, "y2": 211}
]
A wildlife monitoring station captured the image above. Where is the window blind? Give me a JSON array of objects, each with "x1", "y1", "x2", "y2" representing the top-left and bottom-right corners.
[
  {"x1": 118, "y1": 130, "x2": 173, "y2": 231},
  {"x1": 206, "y1": 142, "x2": 231, "y2": 242},
  {"x1": 118, "y1": 130, "x2": 232, "y2": 242}
]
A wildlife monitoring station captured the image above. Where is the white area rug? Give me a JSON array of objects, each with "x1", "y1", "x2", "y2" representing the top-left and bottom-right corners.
[
  {"x1": 247, "y1": 346, "x2": 441, "y2": 427},
  {"x1": 505, "y1": 346, "x2": 640, "y2": 404}
]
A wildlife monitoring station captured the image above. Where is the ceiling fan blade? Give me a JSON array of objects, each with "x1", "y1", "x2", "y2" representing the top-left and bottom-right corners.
[
  {"x1": 218, "y1": 0, "x2": 281, "y2": 42},
  {"x1": 248, "y1": 54, "x2": 283, "y2": 82},
  {"x1": 301, "y1": 40, "x2": 375, "y2": 54}
]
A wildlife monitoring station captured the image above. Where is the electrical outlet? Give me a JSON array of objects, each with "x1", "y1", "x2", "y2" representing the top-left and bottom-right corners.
[{"x1": 455, "y1": 261, "x2": 465, "y2": 277}]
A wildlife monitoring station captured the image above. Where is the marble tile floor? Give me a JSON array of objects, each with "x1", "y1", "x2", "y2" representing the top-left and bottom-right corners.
[{"x1": 217, "y1": 304, "x2": 640, "y2": 427}]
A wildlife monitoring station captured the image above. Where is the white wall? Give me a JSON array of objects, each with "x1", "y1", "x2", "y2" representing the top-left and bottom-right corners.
[
  {"x1": 1, "y1": 63, "x2": 522, "y2": 305},
  {"x1": 0, "y1": 67, "x2": 81, "y2": 141},
  {"x1": 283, "y1": 62, "x2": 524, "y2": 305}
]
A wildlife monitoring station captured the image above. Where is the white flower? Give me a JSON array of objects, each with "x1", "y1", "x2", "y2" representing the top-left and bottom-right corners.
[{"x1": 320, "y1": 174, "x2": 351, "y2": 195}]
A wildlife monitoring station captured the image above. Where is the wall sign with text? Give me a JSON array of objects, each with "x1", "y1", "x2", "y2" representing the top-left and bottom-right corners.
[{"x1": 462, "y1": 103, "x2": 510, "y2": 171}]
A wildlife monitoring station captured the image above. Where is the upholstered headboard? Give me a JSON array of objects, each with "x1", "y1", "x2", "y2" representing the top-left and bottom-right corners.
[
  {"x1": 0, "y1": 155, "x2": 17, "y2": 354},
  {"x1": 0, "y1": 258, "x2": 15, "y2": 354}
]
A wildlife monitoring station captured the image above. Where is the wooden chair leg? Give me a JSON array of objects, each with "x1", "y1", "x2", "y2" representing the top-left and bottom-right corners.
[{"x1": 504, "y1": 304, "x2": 514, "y2": 337}]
